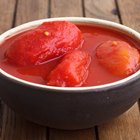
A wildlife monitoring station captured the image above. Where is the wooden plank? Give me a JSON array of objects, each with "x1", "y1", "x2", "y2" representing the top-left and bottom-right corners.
[
  {"x1": 15, "y1": 0, "x2": 49, "y2": 26},
  {"x1": 0, "y1": 0, "x2": 16, "y2": 137},
  {"x1": 0, "y1": 0, "x2": 16, "y2": 33},
  {"x1": 84, "y1": 0, "x2": 120, "y2": 139},
  {"x1": 51, "y1": 0, "x2": 83, "y2": 17},
  {"x1": 98, "y1": 103, "x2": 140, "y2": 140},
  {"x1": 92, "y1": 0, "x2": 140, "y2": 139},
  {"x1": 1, "y1": 0, "x2": 49, "y2": 140},
  {"x1": 118, "y1": 0, "x2": 140, "y2": 31},
  {"x1": 96, "y1": 0, "x2": 140, "y2": 139},
  {"x1": 1, "y1": 105, "x2": 46, "y2": 140},
  {"x1": 50, "y1": 0, "x2": 96, "y2": 139},
  {"x1": 118, "y1": 0, "x2": 140, "y2": 121},
  {"x1": 49, "y1": 129, "x2": 96, "y2": 140},
  {"x1": 84, "y1": 0, "x2": 119, "y2": 22}
]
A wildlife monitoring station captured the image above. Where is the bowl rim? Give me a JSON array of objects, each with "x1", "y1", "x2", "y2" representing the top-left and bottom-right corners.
[{"x1": 0, "y1": 17, "x2": 140, "y2": 92}]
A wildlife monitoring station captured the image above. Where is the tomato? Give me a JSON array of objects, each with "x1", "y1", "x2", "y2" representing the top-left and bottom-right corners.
[
  {"x1": 1, "y1": 25, "x2": 140, "y2": 87},
  {"x1": 96, "y1": 40, "x2": 140, "y2": 77},
  {"x1": 6, "y1": 21, "x2": 82, "y2": 66},
  {"x1": 47, "y1": 50, "x2": 91, "y2": 87}
]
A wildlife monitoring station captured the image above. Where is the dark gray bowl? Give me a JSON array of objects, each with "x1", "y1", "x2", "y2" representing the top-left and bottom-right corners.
[{"x1": 0, "y1": 17, "x2": 140, "y2": 130}]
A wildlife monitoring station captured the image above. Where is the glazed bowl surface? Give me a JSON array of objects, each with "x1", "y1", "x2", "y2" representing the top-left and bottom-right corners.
[{"x1": 0, "y1": 17, "x2": 140, "y2": 130}]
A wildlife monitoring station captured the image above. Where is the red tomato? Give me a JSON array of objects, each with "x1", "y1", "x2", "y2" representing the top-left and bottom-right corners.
[
  {"x1": 96, "y1": 40, "x2": 140, "y2": 77},
  {"x1": 47, "y1": 50, "x2": 91, "y2": 87},
  {"x1": 6, "y1": 21, "x2": 82, "y2": 66}
]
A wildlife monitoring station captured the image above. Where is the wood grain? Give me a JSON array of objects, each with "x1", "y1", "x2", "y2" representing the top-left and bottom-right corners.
[
  {"x1": 1, "y1": 105, "x2": 47, "y2": 140},
  {"x1": 0, "y1": 0, "x2": 16, "y2": 138},
  {"x1": 49, "y1": 128, "x2": 96, "y2": 140},
  {"x1": 1, "y1": 0, "x2": 49, "y2": 140},
  {"x1": 118, "y1": 0, "x2": 140, "y2": 31},
  {"x1": 15, "y1": 0, "x2": 49, "y2": 26},
  {"x1": 91, "y1": 0, "x2": 140, "y2": 139},
  {"x1": 84, "y1": 0, "x2": 119, "y2": 22},
  {"x1": 98, "y1": 103, "x2": 140, "y2": 140},
  {"x1": 51, "y1": 0, "x2": 83, "y2": 17},
  {"x1": 49, "y1": 0, "x2": 96, "y2": 139},
  {"x1": 0, "y1": 0, "x2": 16, "y2": 33}
]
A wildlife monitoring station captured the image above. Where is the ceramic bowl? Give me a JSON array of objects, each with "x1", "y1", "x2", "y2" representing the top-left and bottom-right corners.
[{"x1": 0, "y1": 17, "x2": 140, "y2": 130}]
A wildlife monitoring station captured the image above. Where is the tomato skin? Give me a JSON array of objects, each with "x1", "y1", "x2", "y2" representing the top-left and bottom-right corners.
[
  {"x1": 6, "y1": 21, "x2": 82, "y2": 66},
  {"x1": 96, "y1": 40, "x2": 140, "y2": 77},
  {"x1": 47, "y1": 50, "x2": 91, "y2": 87}
]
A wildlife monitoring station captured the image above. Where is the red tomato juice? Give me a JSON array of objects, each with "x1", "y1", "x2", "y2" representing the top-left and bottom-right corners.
[{"x1": 0, "y1": 25, "x2": 140, "y2": 86}]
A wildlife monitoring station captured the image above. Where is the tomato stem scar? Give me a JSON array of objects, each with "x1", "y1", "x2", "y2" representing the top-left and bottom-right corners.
[
  {"x1": 112, "y1": 41, "x2": 118, "y2": 46},
  {"x1": 44, "y1": 31, "x2": 50, "y2": 36}
]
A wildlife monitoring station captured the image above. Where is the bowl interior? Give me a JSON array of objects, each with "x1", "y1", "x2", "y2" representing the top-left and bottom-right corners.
[{"x1": 0, "y1": 17, "x2": 140, "y2": 91}]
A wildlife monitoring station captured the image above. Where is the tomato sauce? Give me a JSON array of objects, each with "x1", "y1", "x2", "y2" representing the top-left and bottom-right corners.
[{"x1": 0, "y1": 25, "x2": 140, "y2": 86}]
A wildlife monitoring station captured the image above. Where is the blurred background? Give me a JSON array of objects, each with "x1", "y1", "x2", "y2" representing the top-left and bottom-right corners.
[{"x1": 0, "y1": 0, "x2": 139, "y2": 34}]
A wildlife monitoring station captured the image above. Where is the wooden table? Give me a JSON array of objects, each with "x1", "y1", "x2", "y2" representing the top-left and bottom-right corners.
[{"x1": 0, "y1": 0, "x2": 140, "y2": 139}]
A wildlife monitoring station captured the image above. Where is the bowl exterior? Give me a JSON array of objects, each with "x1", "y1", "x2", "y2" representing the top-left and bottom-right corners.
[
  {"x1": 0, "y1": 17, "x2": 140, "y2": 130},
  {"x1": 0, "y1": 73, "x2": 140, "y2": 130}
]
